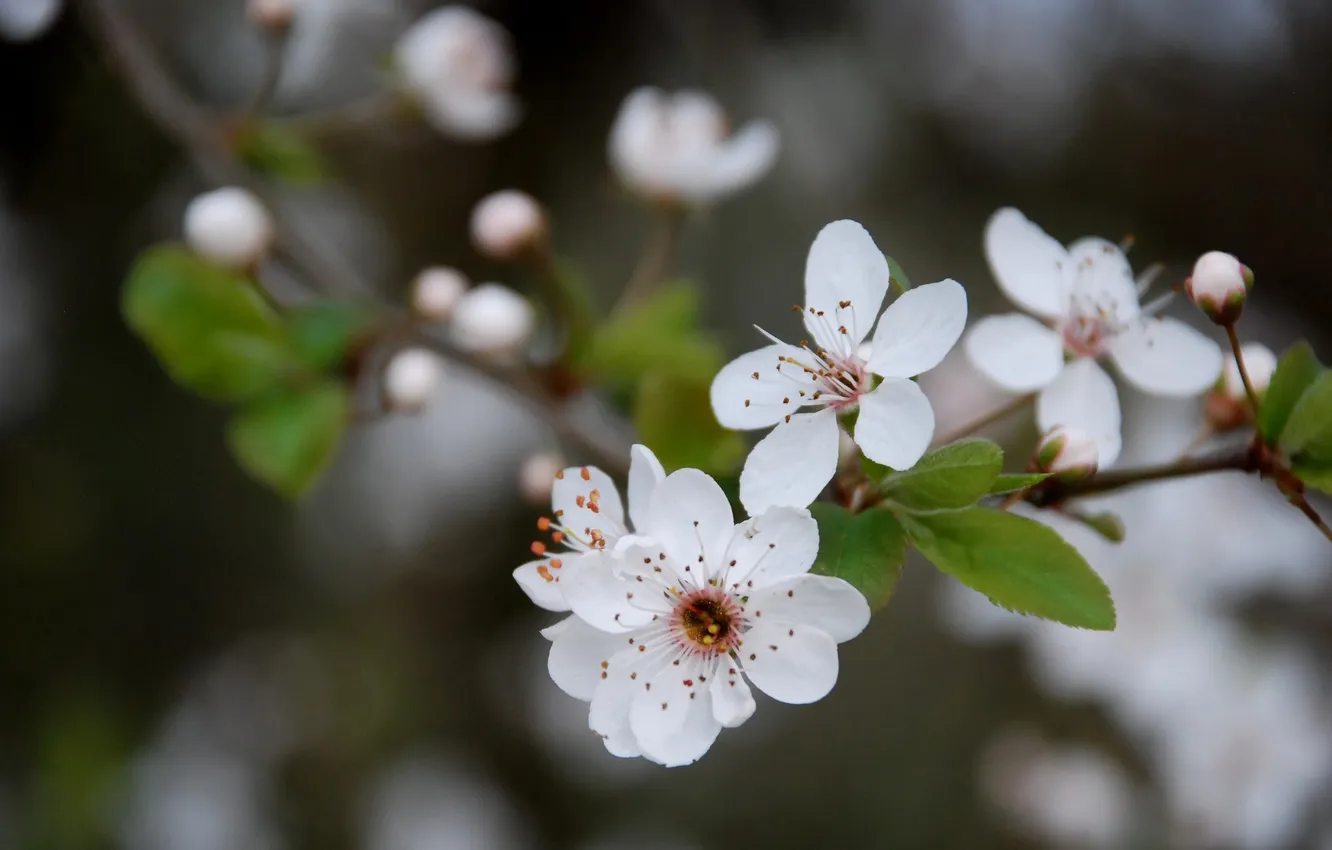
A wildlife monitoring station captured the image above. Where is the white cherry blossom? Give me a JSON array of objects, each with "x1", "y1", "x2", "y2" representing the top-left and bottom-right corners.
[
  {"x1": 711, "y1": 220, "x2": 967, "y2": 514},
  {"x1": 965, "y1": 207, "x2": 1223, "y2": 466},
  {"x1": 512, "y1": 445, "x2": 666, "y2": 612},
  {"x1": 545, "y1": 467, "x2": 870, "y2": 766},
  {"x1": 610, "y1": 87, "x2": 779, "y2": 205}
]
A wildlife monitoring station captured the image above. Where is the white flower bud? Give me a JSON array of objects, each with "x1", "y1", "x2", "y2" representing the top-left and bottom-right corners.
[
  {"x1": 384, "y1": 348, "x2": 444, "y2": 411},
  {"x1": 469, "y1": 190, "x2": 546, "y2": 260},
  {"x1": 450, "y1": 283, "x2": 535, "y2": 356},
  {"x1": 518, "y1": 452, "x2": 564, "y2": 506},
  {"x1": 1035, "y1": 426, "x2": 1099, "y2": 481},
  {"x1": 394, "y1": 6, "x2": 520, "y2": 141},
  {"x1": 247, "y1": 0, "x2": 299, "y2": 30},
  {"x1": 411, "y1": 266, "x2": 468, "y2": 322},
  {"x1": 183, "y1": 187, "x2": 275, "y2": 271},
  {"x1": 1221, "y1": 342, "x2": 1277, "y2": 401},
  {"x1": 1186, "y1": 251, "x2": 1253, "y2": 325}
]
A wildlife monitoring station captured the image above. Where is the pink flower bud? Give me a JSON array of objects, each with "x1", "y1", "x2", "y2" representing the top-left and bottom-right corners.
[
  {"x1": 247, "y1": 0, "x2": 298, "y2": 30},
  {"x1": 384, "y1": 348, "x2": 444, "y2": 411},
  {"x1": 1035, "y1": 426, "x2": 1099, "y2": 481},
  {"x1": 469, "y1": 190, "x2": 546, "y2": 260},
  {"x1": 518, "y1": 452, "x2": 564, "y2": 506},
  {"x1": 1186, "y1": 251, "x2": 1252, "y2": 325},
  {"x1": 183, "y1": 187, "x2": 274, "y2": 271},
  {"x1": 411, "y1": 266, "x2": 468, "y2": 322},
  {"x1": 450, "y1": 283, "x2": 534, "y2": 356}
]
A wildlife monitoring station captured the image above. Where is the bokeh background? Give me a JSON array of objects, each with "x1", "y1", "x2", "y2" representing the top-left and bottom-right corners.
[{"x1": 2, "y1": 1, "x2": 1332, "y2": 848}]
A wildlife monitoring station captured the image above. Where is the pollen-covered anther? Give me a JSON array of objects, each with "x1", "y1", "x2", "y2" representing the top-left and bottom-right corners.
[
  {"x1": 530, "y1": 541, "x2": 547, "y2": 556},
  {"x1": 536, "y1": 517, "x2": 551, "y2": 531},
  {"x1": 579, "y1": 467, "x2": 591, "y2": 481},
  {"x1": 536, "y1": 565, "x2": 555, "y2": 582}
]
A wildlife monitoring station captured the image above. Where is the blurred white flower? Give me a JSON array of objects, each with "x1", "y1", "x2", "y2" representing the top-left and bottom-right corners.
[
  {"x1": 384, "y1": 348, "x2": 444, "y2": 411},
  {"x1": 362, "y1": 754, "x2": 529, "y2": 850},
  {"x1": 710, "y1": 220, "x2": 966, "y2": 514},
  {"x1": 449, "y1": 283, "x2": 534, "y2": 356},
  {"x1": 0, "y1": 0, "x2": 60, "y2": 41},
  {"x1": 469, "y1": 190, "x2": 547, "y2": 260},
  {"x1": 548, "y1": 469, "x2": 869, "y2": 766},
  {"x1": 1187, "y1": 250, "x2": 1252, "y2": 324},
  {"x1": 965, "y1": 207, "x2": 1223, "y2": 466},
  {"x1": 517, "y1": 452, "x2": 564, "y2": 507},
  {"x1": 609, "y1": 87, "x2": 779, "y2": 205},
  {"x1": 411, "y1": 266, "x2": 468, "y2": 322},
  {"x1": 512, "y1": 444, "x2": 665, "y2": 612},
  {"x1": 246, "y1": 0, "x2": 299, "y2": 31},
  {"x1": 394, "y1": 6, "x2": 519, "y2": 141},
  {"x1": 183, "y1": 187, "x2": 275, "y2": 271},
  {"x1": 1035, "y1": 425, "x2": 1099, "y2": 480}
]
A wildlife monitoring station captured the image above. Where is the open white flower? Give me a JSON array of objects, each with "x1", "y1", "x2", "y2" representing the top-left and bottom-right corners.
[
  {"x1": 710, "y1": 220, "x2": 967, "y2": 514},
  {"x1": 610, "y1": 87, "x2": 779, "y2": 205},
  {"x1": 512, "y1": 445, "x2": 666, "y2": 612},
  {"x1": 545, "y1": 467, "x2": 870, "y2": 766},
  {"x1": 965, "y1": 207, "x2": 1223, "y2": 466}
]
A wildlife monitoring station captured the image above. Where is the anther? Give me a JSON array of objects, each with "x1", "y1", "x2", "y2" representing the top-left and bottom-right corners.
[
  {"x1": 580, "y1": 467, "x2": 591, "y2": 481},
  {"x1": 537, "y1": 517, "x2": 551, "y2": 531},
  {"x1": 530, "y1": 541, "x2": 547, "y2": 556}
]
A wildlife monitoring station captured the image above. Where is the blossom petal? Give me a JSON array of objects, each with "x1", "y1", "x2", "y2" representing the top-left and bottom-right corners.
[
  {"x1": 743, "y1": 574, "x2": 871, "y2": 643},
  {"x1": 646, "y1": 469, "x2": 735, "y2": 572},
  {"x1": 983, "y1": 207, "x2": 1069, "y2": 319},
  {"x1": 724, "y1": 505, "x2": 819, "y2": 590},
  {"x1": 738, "y1": 622, "x2": 840, "y2": 705},
  {"x1": 589, "y1": 638, "x2": 670, "y2": 737},
  {"x1": 804, "y1": 220, "x2": 890, "y2": 352},
  {"x1": 630, "y1": 656, "x2": 709, "y2": 756},
  {"x1": 637, "y1": 686, "x2": 723, "y2": 768},
  {"x1": 867, "y1": 279, "x2": 968, "y2": 379},
  {"x1": 601, "y1": 722, "x2": 642, "y2": 759},
  {"x1": 710, "y1": 661, "x2": 756, "y2": 728},
  {"x1": 739, "y1": 409, "x2": 839, "y2": 516},
  {"x1": 854, "y1": 378, "x2": 934, "y2": 471},
  {"x1": 547, "y1": 615, "x2": 626, "y2": 701},
  {"x1": 964, "y1": 313, "x2": 1065, "y2": 392},
  {"x1": 1036, "y1": 359, "x2": 1123, "y2": 467},
  {"x1": 710, "y1": 344, "x2": 818, "y2": 430},
  {"x1": 1065, "y1": 237, "x2": 1140, "y2": 325},
  {"x1": 696, "y1": 121, "x2": 780, "y2": 202},
  {"x1": 608, "y1": 87, "x2": 662, "y2": 190},
  {"x1": 419, "y1": 90, "x2": 520, "y2": 142},
  {"x1": 627, "y1": 444, "x2": 666, "y2": 532},
  {"x1": 513, "y1": 558, "x2": 570, "y2": 612},
  {"x1": 560, "y1": 554, "x2": 656, "y2": 633},
  {"x1": 1109, "y1": 317, "x2": 1224, "y2": 397},
  {"x1": 551, "y1": 465, "x2": 625, "y2": 537}
]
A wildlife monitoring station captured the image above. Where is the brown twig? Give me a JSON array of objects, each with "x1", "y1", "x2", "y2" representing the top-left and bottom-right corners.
[
  {"x1": 931, "y1": 392, "x2": 1036, "y2": 448},
  {"x1": 1026, "y1": 445, "x2": 1259, "y2": 507},
  {"x1": 1225, "y1": 322, "x2": 1263, "y2": 412}
]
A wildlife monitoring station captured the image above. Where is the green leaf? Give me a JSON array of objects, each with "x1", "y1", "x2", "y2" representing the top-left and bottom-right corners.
[
  {"x1": 1258, "y1": 341, "x2": 1323, "y2": 445},
  {"x1": 885, "y1": 254, "x2": 912, "y2": 292},
  {"x1": 580, "y1": 281, "x2": 724, "y2": 385},
  {"x1": 1067, "y1": 510, "x2": 1126, "y2": 543},
  {"x1": 227, "y1": 380, "x2": 349, "y2": 498},
  {"x1": 1278, "y1": 371, "x2": 1332, "y2": 460},
  {"x1": 123, "y1": 244, "x2": 295, "y2": 401},
  {"x1": 988, "y1": 472, "x2": 1052, "y2": 495},
  {"x1": 633, "y1": 372, "x2": 745, "y2": 475},
  {"x1": 880, "y1": 439, "x2": 1003, "y2": 512},
  {"x1": 1293, "y1": 460, "x2": 1332, "y2": 494},
  {"x1": 235, "y1": 123, "x2": 329, "y2": 186},
  {"x1": 809, "y1": 503, "x2": 907, "y2": 610},
  {"x1": 904, "y1": 507, "x2": 1115, "y2": 630},
  {"x1": 286, "y1": 301, "x2": 380, "y2": 372}
]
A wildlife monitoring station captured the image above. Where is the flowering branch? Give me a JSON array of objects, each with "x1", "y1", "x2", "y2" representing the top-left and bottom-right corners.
[
  {"x1": 932, "y1": 392, "x2": 1035, "y2": 448},
  {"x1": 1026, "y1": 445, "x2": 1259, "y2": 507}
]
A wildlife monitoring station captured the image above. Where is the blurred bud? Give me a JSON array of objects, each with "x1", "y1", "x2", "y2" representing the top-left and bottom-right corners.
[
  {"x1": 184, "y1": 187, "x2": 274, "y2": 271},
  {"x1": 450, "y1": 283, "x2": 535, "y2": 356},
  {"x1": 1034, "y1": 426, "x2": 1099, "y2": 481},
  {"x1": 384, "y1": 348, "x2": 444, "y2": 411},
  {"x1": 519, "y1": 452, "x2": 564, "y2": 506},
  {"x1": 470, "y1": 190, "x2": 546, "y2": 260},
  {"x1": 394, "y1": 6, "x2": 519, "y2": 141},
  {"x1": 1186, "y1": 251, "x2": 1252, "y2": 325},
  {"x1": 1206, "y1": 342, "x2": 1277, "y2": 431},
  {"x1": 609, "y1": 87, "x2": 779, "y2": 205},
  {"x1": 247, "y1": 0, "x2": 298, "y2": 30},
  {"x1": 411, "y1": 266, "x2": 468, "y2": 322}
]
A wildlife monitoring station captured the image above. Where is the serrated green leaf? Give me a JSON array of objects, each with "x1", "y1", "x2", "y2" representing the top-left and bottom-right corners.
[
  {"x1": 809, "y1": 503, "x2": 907, "y2": 610},
  {"x1": 227, "y1": 381, "x2": 348, "y2": 498},
  {"x1": 988, "y1": 472, "x2": 1052, "y2": 495},
  {"x1": 904, "y1": 507, "x2": 1115, "y2": 630},
  {"x1": 580, "y1": 281, "x2": 724, "y2": 385},
  {"x1": 1293, "y1": 460, "x2": 1332, "y2": 494},
  {"x1": 287, "y1": 301, "x2": 380, "y2": 372},
  {"x1": 1278, "y1": 371, "x2": 1332, "y2": 461},
  {"x1": 881, "y1": 439, "x2": 1003, "y2": 512},
  {"x1": 633, "y1": 372, "x2": 745, "y2": 475},
  {"x1": 1258, "y1": 341, "x2": 1323, "y2": 445},
  {"x1": 235, "y1": 123, "x2": 329, "y2": 186},
  {"x1": 123, "y1": 244, "x2": 295, "y2": 401}
]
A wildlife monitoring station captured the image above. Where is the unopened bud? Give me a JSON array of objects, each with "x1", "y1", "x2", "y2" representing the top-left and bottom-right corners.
[
  {"x1": 384, "y1": 348, "x2": 444, "y2": 411},
  {"x1": 450, "y1": 283, "x2": 535, "y2": 356},
  {"x1": 411, "y1": 266, "x2": 468, "y2": 322},
  {"x1": 470, "y1": 190, "x2": 546, "y2": 260},
  {"x1": 1034, "y1": 426, "x2": 1099, "y2": 481},
  {"x1": 1186, "y1": 251, "x2": 1253, "y2": 325},
  {"x1": 519, "y1": 452, "x2": 564, "y2": 506},
  {"x1": 183, "y1": 187, "x2": 274, "y2": 271},
  {"x1": 247, "y1": 0, "x2": 298, "y2": 30},
  {"x1": 1206, "y1": 342, "x2": 1277, "y2": 430}
]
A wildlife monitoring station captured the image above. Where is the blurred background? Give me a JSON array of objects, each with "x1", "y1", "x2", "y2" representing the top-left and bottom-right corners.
[{"x1": 2, "y1": 0, "x2": 1332, "y2": 848}]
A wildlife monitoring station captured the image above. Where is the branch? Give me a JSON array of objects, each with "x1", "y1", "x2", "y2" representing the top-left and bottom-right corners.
[{"x1": 1026, "y1": 445, "x2": 1258, "y2": 507}]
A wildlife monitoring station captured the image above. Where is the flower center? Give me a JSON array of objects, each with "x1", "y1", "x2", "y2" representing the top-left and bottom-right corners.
[{"x1": 670, "y1": 587, "x2": 744, "y2": 655}]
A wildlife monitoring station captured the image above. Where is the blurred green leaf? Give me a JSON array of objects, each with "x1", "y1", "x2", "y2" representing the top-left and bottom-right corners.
[
  {"x1": 287, "y1": 301, "x2": 380, "y2": 372},
  {"x1": 123, "y1": 244, "x2": 295, "y2": 401},
  {"x1": 28, "y1": 695, "x2": 124, "y2": 850},
  {"x1": 904, "y1": 507, "x2": 1115, "y2": 630},
  {"x1": 236, "y1": 123, "x2": 329, "y2": 186},
  {"x1": 581, "y1": 281, "x2": 724, "y2": 385},
  {"x1": 881, "y1": 439, "x2": 1003, "y2": 512},
  {"x1": 1258, "y1": 341, "x2": 1322, "y2": 445},
  {"x1": 988, "y1": 472, "x2": 1052, "y2": 495},
  {"x1": 1067, "y1": 509, "x2": 1127, "y2": 543},
  {"x1": 1293, "y1": 461, "x2": 1332, "y2": 494},
  {"x1": 227, "y1": 380, "x2": 349, "y2": 498},
  {"x1": 1278, "y1": 370, "x2": 1332, "y2": 461},
  {"x1": 885, "y1": 254, "x2": 912, "y2": 292},
  {"x1": 633, "y1": 372, "x2": 745, "y2": 475},
  {"x1": 810, "y1": 503, "x2": 907, "y2": 610}
]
